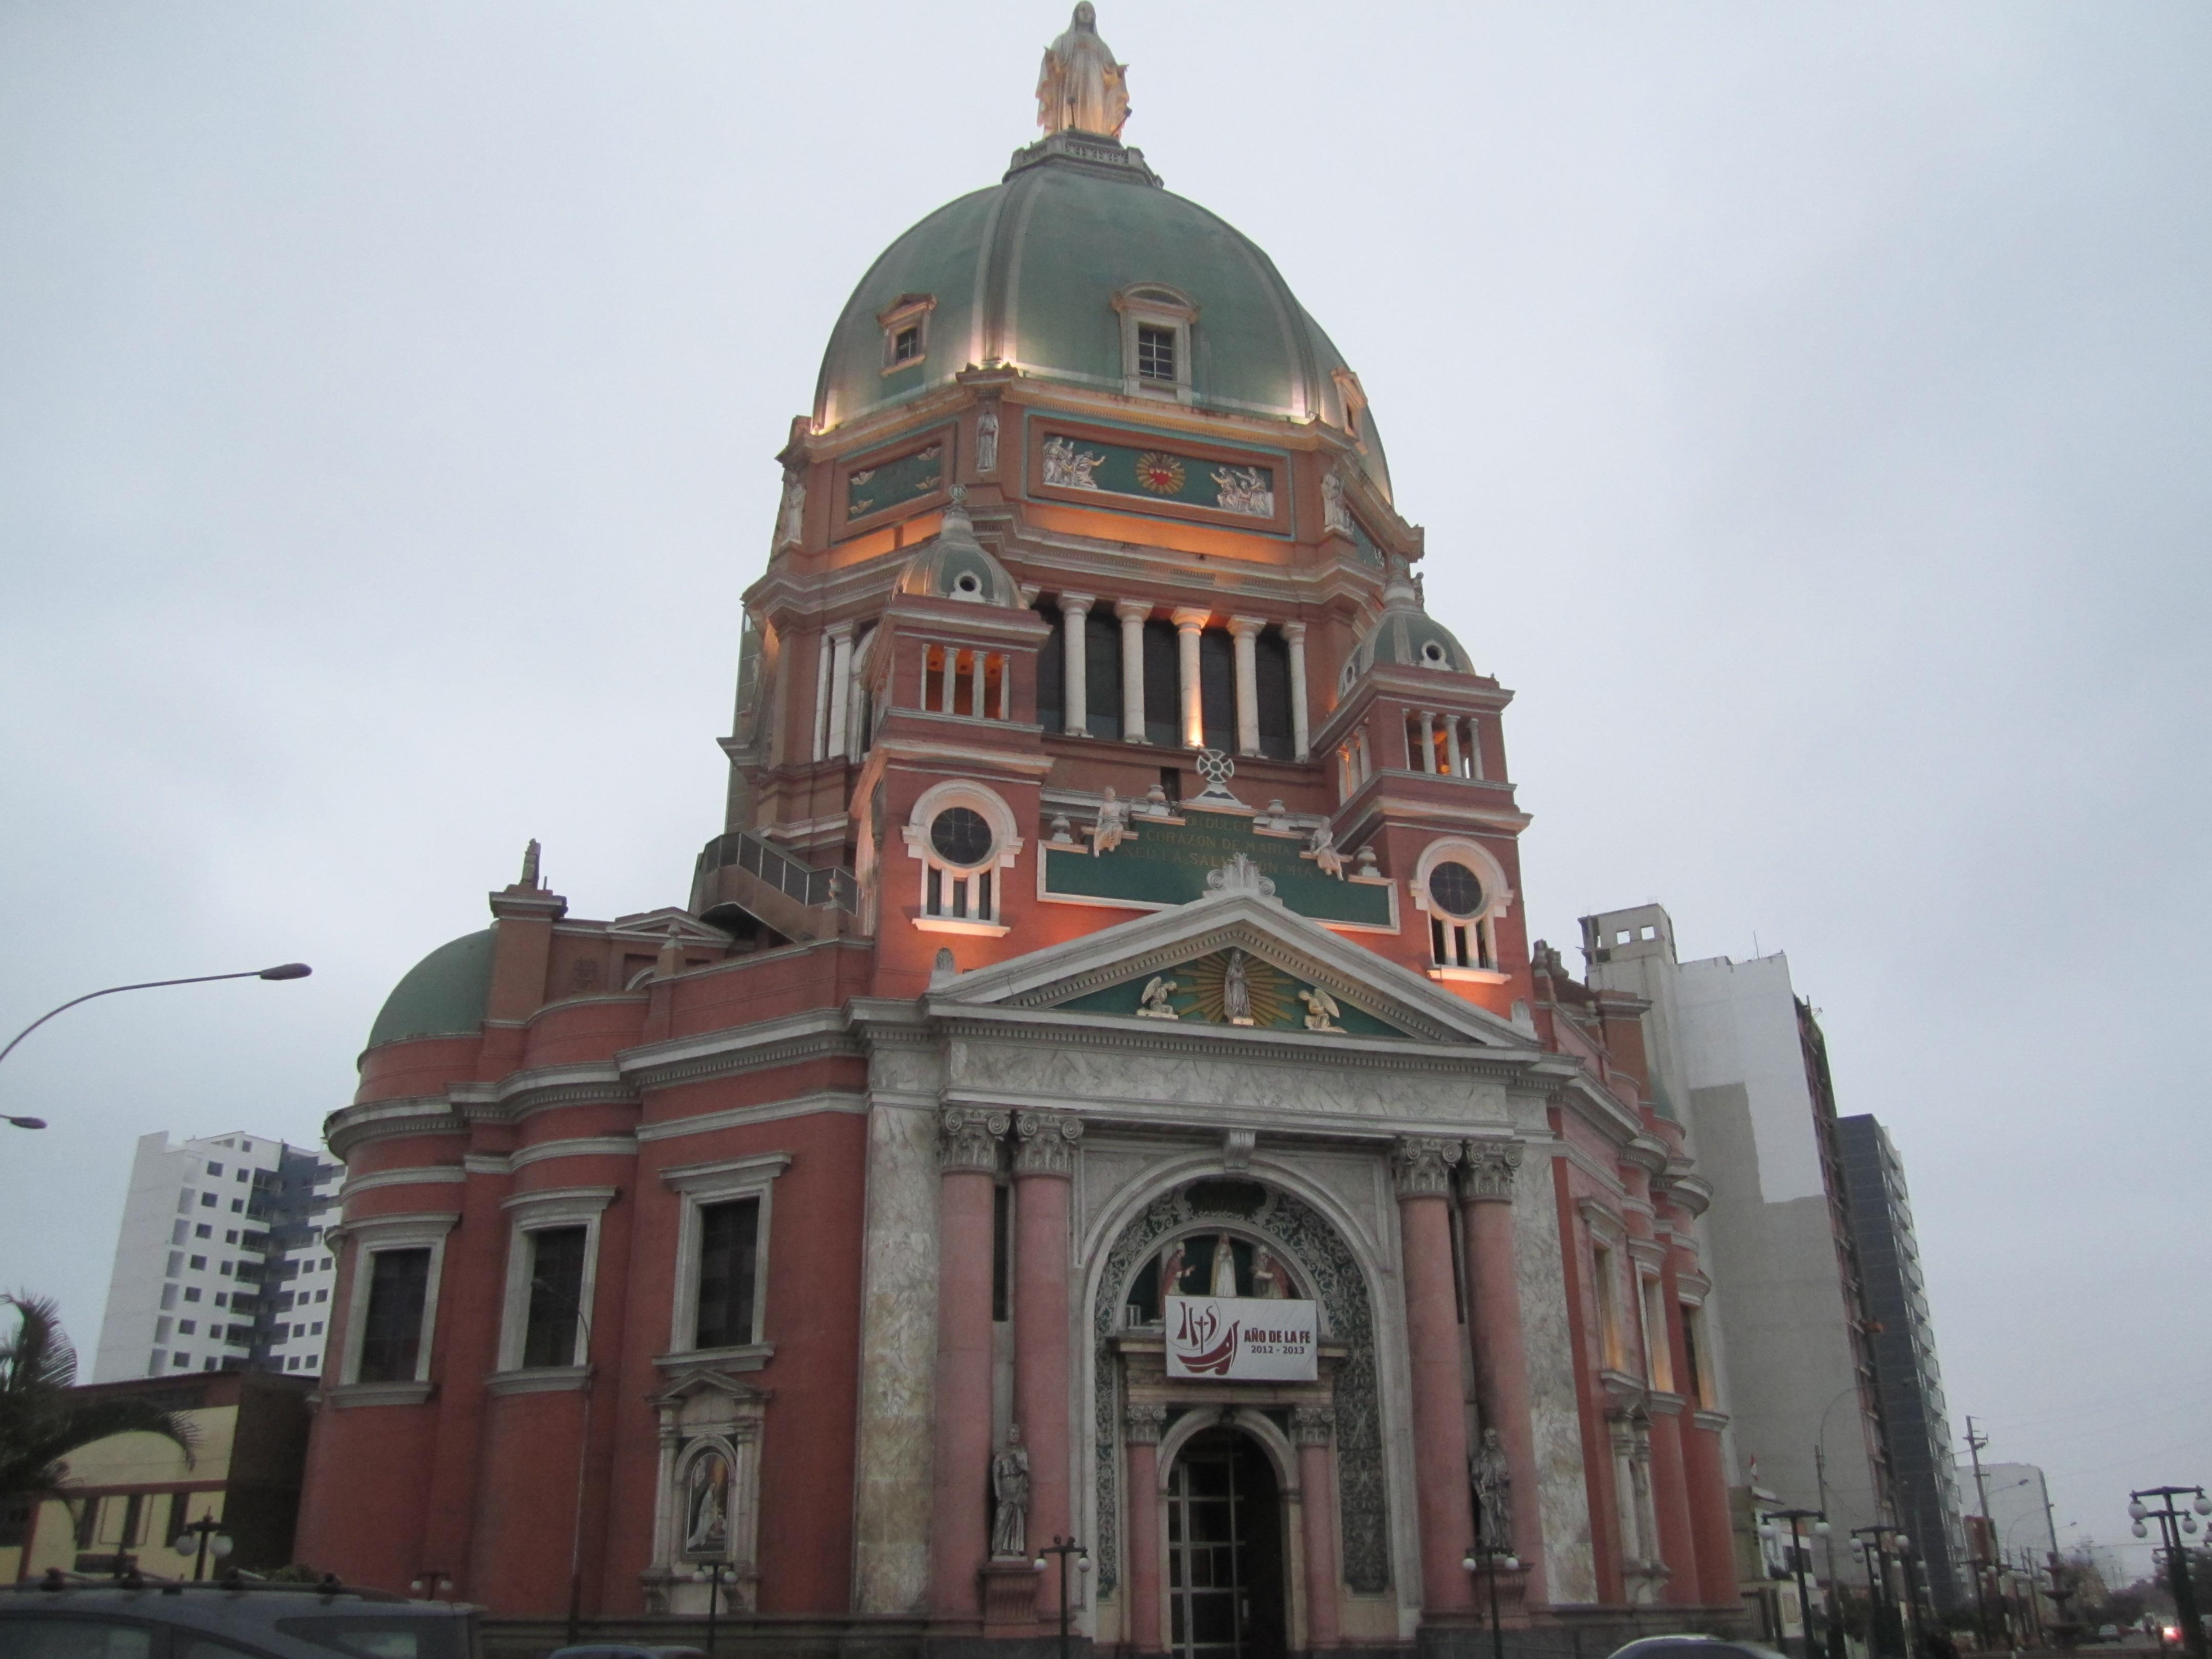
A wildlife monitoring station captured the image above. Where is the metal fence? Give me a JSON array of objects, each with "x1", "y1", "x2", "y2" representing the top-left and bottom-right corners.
[{"x1": 695, "y1": 831, "x2": 859, "y2": 915}]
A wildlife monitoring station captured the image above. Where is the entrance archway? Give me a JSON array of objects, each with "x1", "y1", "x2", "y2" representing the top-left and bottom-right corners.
[{"x1": 1165, "y1": 1427, "x2": 1287, "y2": 1659}]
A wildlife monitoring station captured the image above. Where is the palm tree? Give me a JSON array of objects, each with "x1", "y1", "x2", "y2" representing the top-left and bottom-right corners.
[{"x1": 0, "y1": 1292, "x2": 196, "y2": 1514}]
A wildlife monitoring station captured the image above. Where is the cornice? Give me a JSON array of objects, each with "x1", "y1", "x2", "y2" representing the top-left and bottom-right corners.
[{"x1": 617, "y1": 1007, "x2": 863, "y2": 1093}]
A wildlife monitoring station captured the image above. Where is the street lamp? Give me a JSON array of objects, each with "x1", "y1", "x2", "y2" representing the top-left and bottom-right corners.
[
  {"x1": 409, "y1": 1570, "x2": 453, "y2": 1600},
  {"x1": 1462, "y1": 1542, "x2": 1521, "y2": 1659},
  {"x1": 1, "y1": 963, "x2": 312, "y2": 1077},
  {"x1": 529, "y1": 1273, "x2": 599, "y2": 1649},
  {"x1": 1763, "y1": 1509, "x2": 1830, "y2": 1659},
  {"x1": 2129, "y1": 1487, "x2": 2209, "y2": 1659},
  {"x1": 1033, "y1": 1536, "x2": 1090, "y2": 1659},
  {"x1": 170, "y1": 1514, "x2": 233, "y2": 1581}
]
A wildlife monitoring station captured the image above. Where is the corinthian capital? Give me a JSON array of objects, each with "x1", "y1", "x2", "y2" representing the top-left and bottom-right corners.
[
  {"x1": 938, "y1": 1107, "x2": 1009, "y2": 1174},
  {"x1": 1124, "y1": 1402, "x2": 1167, "y2": 1445},
  {"x1": 1461, "y1": 1139, "x2": 1525, "y2": 1202},
  {"x1": 1013, "y1": 1109, "x2": 1084, "y2": 1178},
  {"x1": 1290, "y1": 1405, "x2": 1336, "y2": 1447},
  {"x1": 1391, "y1": 1136, "x2": 1462, "y2": 1199}
]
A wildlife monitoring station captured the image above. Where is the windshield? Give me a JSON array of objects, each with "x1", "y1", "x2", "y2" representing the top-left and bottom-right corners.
[{"x1": 273, "y1": 1618, "x2": 469, "y2": 1659}]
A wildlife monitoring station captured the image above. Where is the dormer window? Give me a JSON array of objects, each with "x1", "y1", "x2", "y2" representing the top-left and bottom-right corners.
[
  {"x1": 879, "y1": 293, "x2": 935, "y2": 375},
  {"x1": 1113, "y1": 284, "x2": 1197, "y2": 401}
]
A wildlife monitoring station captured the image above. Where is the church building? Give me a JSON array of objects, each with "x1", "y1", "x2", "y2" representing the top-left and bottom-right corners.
[{"x1": 297, "y1": 10, "x2": 1749, "y2": 1654}]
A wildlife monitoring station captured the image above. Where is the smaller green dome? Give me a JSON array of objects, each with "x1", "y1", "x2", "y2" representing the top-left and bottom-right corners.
[
  {"x1": 367, "y1": 930, "x2": 495, "y2": 1051},
  {"x1": 896, "y1": 493, "x2": 1019, "y2": 607},
  {"x1": 1344, "y1": 567, "x2": 1476, "y2": 688}
]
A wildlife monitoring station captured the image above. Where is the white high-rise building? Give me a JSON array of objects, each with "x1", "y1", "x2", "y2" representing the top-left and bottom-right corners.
[{"x1": 91, "y1": 1130, "x2": 344, "y2": 1382}]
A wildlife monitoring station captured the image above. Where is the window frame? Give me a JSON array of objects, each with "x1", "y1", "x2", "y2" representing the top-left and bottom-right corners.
[
  {"x1": 330, "y1": 1211, "x2": 457, "y2": 1402},
  {"x1": 658, "y1": 1152, "x2": 791, "y2": 1372},
  {"x1": 878, "y1": 293, "x2": 935, "y2": 376},
  {"x1": 1408, "y1": 836, "x2": 1514, "y2": 986},
  {"x1": 491, "y1": 1186, "x2": 616, "y2": 1386},
  {"x1": 903, "y1": 779, "x2": 1023, "y2": 938},
  {"x1": 1112, "y1": 285, "x2": 1198, "y2": 403}
]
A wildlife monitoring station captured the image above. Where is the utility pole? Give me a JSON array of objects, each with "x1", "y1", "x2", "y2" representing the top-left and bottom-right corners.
[
  {"x1": 1965, "y1": 1418, "x2": 2003, "y2": 1655},
  {"x1": 2128, "y1": 1487, "x2": 2209, "y2": 1659}
]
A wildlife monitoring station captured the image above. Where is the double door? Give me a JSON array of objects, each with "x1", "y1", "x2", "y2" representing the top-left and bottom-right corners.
[{"x1": 1165, "y1": 1428, "x2": 1285, "y2": 1659}]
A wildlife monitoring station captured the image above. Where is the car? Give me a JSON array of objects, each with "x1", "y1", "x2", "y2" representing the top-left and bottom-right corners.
[
  {"x1": 1606, "y1": 1638, "x2": 1794, "y2": 1659},
  {"x1": 546, "y1": 1648, "x2": 707, "y2": 1659},
  {"x1": 0, "y1": 1578, "x2": 478, "y2": 1659}
]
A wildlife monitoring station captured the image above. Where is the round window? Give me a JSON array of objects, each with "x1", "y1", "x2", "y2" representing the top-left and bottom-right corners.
[
  {"x1": 1427, "y1": 860, "x2": 1483, "y2": 919},
  {"x1": 953, "y1": 570, "x2": 982, "y2": 595},
  {"x1": 930, "y1": 805, "x2": 994, "y2": 867},
  {"x1": 1420, "y1": 640, "x2": 1448, "y2": 665}
]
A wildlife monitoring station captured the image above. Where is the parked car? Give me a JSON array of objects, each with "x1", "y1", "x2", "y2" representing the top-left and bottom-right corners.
[
  {"x1": 545, "y1": 1649, "x2": 707, "y2": 1659},
  {"x1": 1607, "y1": 1639, "x2": 1793, "y2": 1659},
  {"x1": 0, "y1": 1578, "x2": 478, "y2": 1659}
]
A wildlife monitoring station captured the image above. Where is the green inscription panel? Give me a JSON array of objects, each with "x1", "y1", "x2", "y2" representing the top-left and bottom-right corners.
[{"x1": 1041, "y1": 809, "x2": 1394, "y2": 928}]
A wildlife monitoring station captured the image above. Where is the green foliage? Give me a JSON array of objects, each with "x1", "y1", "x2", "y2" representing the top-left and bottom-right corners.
[{"x1": 0, "y1": 1292, "x2": 198, "y2": 1504}]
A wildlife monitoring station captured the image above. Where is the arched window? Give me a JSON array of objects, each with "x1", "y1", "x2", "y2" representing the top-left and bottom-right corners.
[
  {"x1": 1409, "y1": 838, "x2": 1513, "y2": 981},
  {"x1": 903, "y1": 782, "x2": 1023, "y2": 935}
]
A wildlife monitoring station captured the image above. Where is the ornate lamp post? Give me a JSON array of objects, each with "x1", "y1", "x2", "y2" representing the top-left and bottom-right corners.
[
  {"x1": 1853, "y1": 1526, "x2": 1915, "y2": 1659},
  {"x1": 1033, "y1": 1536, "x2": 1090, "y2": 1659},
  {"x1": 2129, "y1": 1487, "x2": 2210, "y2": 1659},
  {"x1": 409, "y1": 1570, "x2": 453, "y2": 1600},
  {"x1": 1763, "y1": 1509, "x2": 1831, "y2": 1659},
  {"x1": 1461, "y1": 1543, "x2": 1521, "y2": 1659},
  {"x1": 169, "y1": 1513, "x2": 233, "y2": 1581}
]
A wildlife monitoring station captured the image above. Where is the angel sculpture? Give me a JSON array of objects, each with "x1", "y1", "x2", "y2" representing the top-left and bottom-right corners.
[
  {"x1": 1091, "y1": 787, "x2": 1130, "y2": 856},
  {"x1": 1135, "y1": 974, "x2": 1180, "y2": 1020},
  {"x1": 1298, "y1": 986, "x2": 1345, "y2": 1034},
  {"x1": 1308, "y1": 824, "x2": 1346, "y2": 879}
]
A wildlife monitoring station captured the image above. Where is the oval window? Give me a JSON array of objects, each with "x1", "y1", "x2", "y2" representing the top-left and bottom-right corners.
[
  {"x1": 1427, "y1": 861, "x2": 1483, "y2": 919},
  {"x1": 930, "y1": 806, "x2": 994, "y2": 867},
  {"x1": 1420, "y1": 640, "x2": 1448, "y2": 666}
]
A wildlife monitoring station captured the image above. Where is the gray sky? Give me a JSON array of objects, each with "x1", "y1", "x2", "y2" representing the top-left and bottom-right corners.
[{"x1": 3, "y1": 1, "x2": 2205, "y2": 1577}]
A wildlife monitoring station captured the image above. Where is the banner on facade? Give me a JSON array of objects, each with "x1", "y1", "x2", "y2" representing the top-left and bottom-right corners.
[{"x1": 1163, "y1": 1295, "x2": 1318, "y2": 1380}]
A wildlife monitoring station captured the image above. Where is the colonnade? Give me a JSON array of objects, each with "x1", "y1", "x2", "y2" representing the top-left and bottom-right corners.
[{"x1": 1058, "y1": 595, "x2": 1310, "y2": 761}]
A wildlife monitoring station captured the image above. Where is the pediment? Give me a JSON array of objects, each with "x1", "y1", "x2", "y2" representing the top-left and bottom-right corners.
[
  {"x1": 929, "y1": 887, "x2": 1529, "y2": 1050},
  {"x1": 608, "y1": 908, "x2": 735, "y2": 946}
]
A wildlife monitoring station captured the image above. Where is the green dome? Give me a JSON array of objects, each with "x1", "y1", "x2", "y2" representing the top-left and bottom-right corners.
[
  {"x1": 366, "y1": 929, "x2": 494, "y2": 1051},
  {"x1": 815, "y1": 142, "x2": 1392, "y2": 500},
  {"x1": 1344, "y1": 572, "x2": 1477, "y2": 687},
  {"x1": 896, "y1": 493, "x2": 1020, "y2": 606}
]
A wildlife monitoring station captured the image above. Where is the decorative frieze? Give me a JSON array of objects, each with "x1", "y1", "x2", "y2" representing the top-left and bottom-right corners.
[
  {"x1": 1391, "y1": 1135, "x2": 1462, "y2": 1199},
  {"x1": 1461, "y1": 1139, "x2": 1525, "y2": 1202},
  {"x1": 1013, "y1": 1109, "x2": 1084, "y2": 1177},
  {"x1": 1290, "y1": 1404, "x2": 1336, "y2": 1447},
  {"x1": 938, "y1": 1107, "x2": 1009, "y2": 1174}
]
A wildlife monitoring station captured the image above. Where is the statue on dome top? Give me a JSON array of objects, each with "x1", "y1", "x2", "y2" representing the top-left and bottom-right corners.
[{"x1": 1037, "y1": 4, "x2": 1131, "y2": 140}]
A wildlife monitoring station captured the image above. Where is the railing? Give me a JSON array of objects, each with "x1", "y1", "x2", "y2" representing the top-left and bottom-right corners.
[{"x1": 695, "y1": 831, "x2": 860, "y2": 915}]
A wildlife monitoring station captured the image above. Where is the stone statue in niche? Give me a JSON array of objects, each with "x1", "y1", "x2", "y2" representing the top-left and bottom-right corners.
[
  {"x1": 1322, "y1": 469, "x2": 1353, "y2": 537},
  {"x1": 1471, "y1": 1426, "x2": 1513, "y2": 1552},
  {"x1": 775, "y1": 472, "x2": 805, "y2": 549},
  {"x1": 1090, "y1": 787, "x2": 1129, "y2": 855},
  {"x1": 1208, "y1": 1233, "x2": 1239, "y2": 1298},
  {"x1": 1158, "y1": 1240, "x2": 1187, "y2": 1300},
  {"x1": 1306, "y1": 823, "x2": 1345, "y2": 879},
  {"x1": 684, "y1": 1447, "x2": 731, "y2": 1557},
  {"x1": 1298, "y1": 986, "x2": 1344, "y2": 1034},
  {"x1": 1223, "y1": 949, "x2": 1254, "y2": 1026},
  {"x1": 990, "y1": 1429, "x2": 1031, "y2": 1558},
  {"x1": 1135, "y1": 973, "x2": 1180, "y2": 1019},
  {"x1": 975, "y1": 408, "x2": 999, "y2": 475},
  {"x1": 1035, "y1": 3, "x2": 1131, "y2": 140},
  {"x1": 1252, "y1": 1247, "x2": 1293, "y2": 1300}
]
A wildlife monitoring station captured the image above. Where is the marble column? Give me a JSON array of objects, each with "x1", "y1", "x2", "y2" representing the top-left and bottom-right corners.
[
  {"x1": 1061, "y1": 594, "x2": 1094, "y2": 737},
  {"x1": 1443, "y1": 716, "x2": 1462, "y2": 778},
  {"x1": 1459, "y1": 1140, "x2": 1545, "y2": 1601},
  {"x1": 1282, "y1": 621, "x2": 1310, "y2": 760},
  {"x1": 929, "y1": 1108, "x2": 1007, "y2": 1619},
  {"x1": 1228, "y1": 616, "x2": 1264, "y2": 756},
  {"x1": 1292, "y1": 1406, "x2": 1342, "y2": 1648},
  {"x1": 1171, "y1": 608, "x2": 1208, "y2": 749},
  {"x1": 1392, "y1": 1136, "x2": 1477, "y2": 1617},
  {"x1": 1124, "y1": 1402, "x2": 1166, "y2": 1652},
  {"x1": 1014, "y1": 1109, "x2": 1083, "y2": 1618},
  {"x1": 1116, "y1": 600, "x2": 1148, "y2": 743}
]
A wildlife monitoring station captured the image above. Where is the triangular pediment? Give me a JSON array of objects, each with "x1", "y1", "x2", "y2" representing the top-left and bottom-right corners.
[
  {"x1": 606, "y1": 908, "x2": 735, "y2": 947},
  {"x1": 928, "y1": 886, "x2": 1532, "y2": 1050}
]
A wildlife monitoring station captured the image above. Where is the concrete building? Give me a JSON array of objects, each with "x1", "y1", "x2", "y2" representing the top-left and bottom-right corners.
[
  {"x1": 290, "y1": 11, "x2": 1766, "y2": 1652},
  {"x1": 0, "y1": 1369, "x2": 315, "y2": 1582},
  {"x1": 1580, "y1": 907, "x2": 1889, "y2": 1583},
  {"x1": 1837, "y1": 1116, "x2": 1968, "y2": 1609},
  {"x1": 92, "y1": 1130, "x2": 343, "y2": 1382},
  {"x1": 1967, "y1": 1462, "x2": 2057, "y2": 1569}
]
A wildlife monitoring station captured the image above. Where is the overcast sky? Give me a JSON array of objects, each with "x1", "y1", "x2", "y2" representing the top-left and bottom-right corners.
[{"x1": 3, "y1": 1, "x2": 2204, "y2": 1577}]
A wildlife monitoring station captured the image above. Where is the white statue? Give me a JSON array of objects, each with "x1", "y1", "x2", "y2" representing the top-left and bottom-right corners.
[
  {"x1": 1158, "y1": 1239, "x2": 1187, "y2": 1301},
  {"x1": 685, "y1": 1450, "x2": 730, "y2": 1555},
  {"x1": 1307, "y1": 824, "x2": 1345, "y2": 879},
  {"x1": 1471, "y1": 1426, "x2": 1513, "y2": 1551},
  {"x1": 1223, "y1": 948, "x2": 1253, "y2": 1025},
  {"x1": 1321, "y1": 469, "x2": 1353, "y2": 537},
  {"x1": 975, "y1": 408, "x2": 999, "y2": 475},
  {"x1": 1044, "y1": 435, "x2": 1104, "y2": 490},
  {"x1": 1252, "y1": 1247, "x2": 1291, "y2": 1300},
  {"x1": 1208, "y1": 1232, "x2": 1239, "y2": 1298},
  {"x1": 1035, "y1": 3, "x2": 1131, "y2": 140},
  {"x1": 775, "y1": 472, "x2": 805, "y2": 548},
  {"x1": 1298, "y1": 986, "x2": 1344, "y2": 1034},
  {"x1": 1211, "y1": 464, "x2": 1274, "y2": 518},
  {"x1": 1135, "y1": 973, "x2": 1180, "y2": 1019},
  {"x1": 1090, "y1": 786, "x2": 1129, "y2": 856},
  {"x1": 990, "y1": 1429, "x2": 1031, "y2": 1558}
]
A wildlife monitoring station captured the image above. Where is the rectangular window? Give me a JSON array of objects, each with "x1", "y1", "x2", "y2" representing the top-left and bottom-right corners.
[
  {"x1": 183, "y1": 1288, "x2": 201, "y2": 1304},
  {"x1": 120, "y1": 1494, "x2": 144, "y2": 1546},
  {"x1": 75, "y1": 1497, "x2": 99, "y2": 1549},
  {"x1": 195, "y1": 1224, "x2": 211, "y2": 1240},
  {"x1": 1136, "y1": 324, "x2": 1176, "y2": 381},
  {"x1": 166, "y1": 1493, "x2": 190, "y2": 1545},
  {"x1": 1681, "y1": 1303, "x2": 1710, "y2": 1408},
  {"x1": 1640, "y1": 1276, "x2": 1674, "y2": 1392},
  {"x1": 892, "y1": 325, "x2": 921, "y2": 364},
  {"x1": 206, "y1": 1162, "x2": 223, "y2": 1176},
  {"x1": 520, "y1": 1226, "x2": 588, "y2": 1368},
  {"x1": 200, "y1": 1193, "x2": 216, "y2": 1208},
  {"x1": 694, "y1": 1198, "x2": 761, "y2": 1351},
  {"x1": 357, "y1": 1248, "x2": 432, "y2": 1383},
  {"x1": 178, "y1": 1320, "x2": 196, "y2": 1335},
  {"x1": 1591, "y1": 1243, "x2": 1624, "y2": 1371},
  {"x1": 188, "y1": 1255, "x2": 206, "y2": 1270}
]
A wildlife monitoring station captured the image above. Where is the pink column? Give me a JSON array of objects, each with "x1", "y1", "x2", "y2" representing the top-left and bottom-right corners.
[
  {"x1": 1393, "y1": 1137, "x2": 1477, "y2": 1618},
  {"x1": 1461, "y1": 1140, "x2": 1546, "y2": 1602},
  {"x1": 1124, "y1": 1403, "x2": 1166, "y2": 1653},
  {"x1": 930, "y1": 1108, "x2": 1007, "y2": 1620},
  {"x1": 1293, "y1": 1406, "x2": 1342, "y2": 1648},
  {"x1": 1014, "y1": 1109, "x2": 1083, "y2": 1619},
  {"x1": 1646, "y1": 1400, "x2": 1701, "y2": 1604}
]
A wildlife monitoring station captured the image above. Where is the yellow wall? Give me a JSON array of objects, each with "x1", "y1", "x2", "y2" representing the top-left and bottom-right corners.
[{"x1": 6, "y1": 1404, "x2": 238, "y2": 1583}]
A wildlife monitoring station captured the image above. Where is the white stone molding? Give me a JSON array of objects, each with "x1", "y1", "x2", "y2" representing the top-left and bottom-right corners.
[
  {"x1": 657, "y1": 1154, "x2": 791, "y2": 1365},
  {"x1": 338, "y1": 1165, "x2": 466, "y2": 1199},
  {"x1": 1460, "y1": 1139, "x2": 1524, "y2": 1202},
  {"x1": 903, "y1": 778, "x2": 1025, "y2": 934},
  {"x1": 509, "y1": 1135, "x2": 637, "y2": 1171},
  {"x1": 1282, "y1": 621, "x2": 1310, "y2": 760},
  {"x1": 939, "y1": 1107, "x2": 1010, "y2": 1174},
  {"x1": 1171, "y1": 607, "x2": 1209, "y2": 747},
  {"x1": 1222, "y1": 1128, "x2": 1257, "y2": 1172},
  {"x1": 1228, "y1": 616, "x2": 1265, "y2": 756},
  {"x1": 1390, "y1": 1136, "x2": 1461, "y2": 1199},
  {"x1": 1408, "y1": 835, "x2": 1516, "y2": 985},
  {"x1": 1112, "y1": 283, "x2": 1198, "y2": 403},
  {"x1": 1013, "y1": 1109, "x2": 1083, "y2": 1178},
  {"x1": 1115, "y1": 600, "x2": 1148, "y2": 741},
  {"x1": 646, "y1": 1372, "x2": 770, "y2": 1614},
  {"x1": 494, "y1": 1185, "x2": 618, "y2": 1374},
  {"x1": 1060, "y1": 594, "x2": 1095, "y2": 736}
]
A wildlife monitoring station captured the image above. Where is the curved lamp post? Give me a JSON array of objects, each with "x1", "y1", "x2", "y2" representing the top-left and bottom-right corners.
[{"x1": 1, "y1": 964, "x2": 311, "y2": 1126}]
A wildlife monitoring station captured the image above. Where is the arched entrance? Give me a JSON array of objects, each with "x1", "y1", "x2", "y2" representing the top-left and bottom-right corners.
[{"x1": 1165, "y1": 1427, "x2": 1287, "y2": 1659}]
